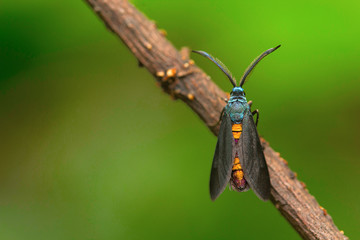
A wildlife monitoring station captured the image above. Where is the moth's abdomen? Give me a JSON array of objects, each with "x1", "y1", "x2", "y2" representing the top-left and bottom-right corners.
[{"x1": 231, "y1": 124, "x2": 248, "y2": 191}]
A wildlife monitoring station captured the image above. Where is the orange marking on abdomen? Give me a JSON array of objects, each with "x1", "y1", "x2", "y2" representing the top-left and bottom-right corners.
[
  {"x1": 232, "y1": 157, "x2": 241, "y2": 171},
  {"x1": 231, "y1": 129, "x2": 246, "y2": 189},
  {"x1": 232, "y1": 157, "x2": 244, "y2": 181},
  {"x1": 233, "y1": 169, "x2": 244, "y2": 181},
  {"x1": 232, "y1": 124, "x2": 242, "y2": 139},
  {"x1": 231, "y1": 156, "x2": 246, "y2": 190}
]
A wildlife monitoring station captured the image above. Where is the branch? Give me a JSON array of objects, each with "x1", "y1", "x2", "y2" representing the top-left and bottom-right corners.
[{"x1": 84, "y1": 1, "x2": 347, "y2": 239}]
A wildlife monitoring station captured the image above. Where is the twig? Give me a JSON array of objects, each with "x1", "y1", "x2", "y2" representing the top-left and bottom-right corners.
[{"x1": 84, "y1": 0, "x2": 348, "y2": 239}]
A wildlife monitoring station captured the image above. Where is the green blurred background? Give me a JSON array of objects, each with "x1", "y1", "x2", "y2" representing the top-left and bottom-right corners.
[{"x1": 1, "y1": 0, "x2": 359, "y2": 239}]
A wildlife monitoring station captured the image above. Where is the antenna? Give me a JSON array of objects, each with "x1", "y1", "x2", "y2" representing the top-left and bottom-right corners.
[
  {"x1": 192, "y1": 50, "x2": 236, "y2": 87},
  {"x1": 239, "y1": 45, "x2": 281, "y2": 87}
]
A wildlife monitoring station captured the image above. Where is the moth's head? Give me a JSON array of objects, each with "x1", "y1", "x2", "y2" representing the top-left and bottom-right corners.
[{"x1": 231, "y1": 87, "x2": 245, "y2": 97}]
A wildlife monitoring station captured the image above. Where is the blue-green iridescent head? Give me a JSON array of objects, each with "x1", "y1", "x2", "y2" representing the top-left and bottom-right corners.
[
  {"x1": 192, "y1": 45, "x2": 280, "y2": 90},
  {"x1": 230, "y1": 86, "x2": 245, "y2": 97}
]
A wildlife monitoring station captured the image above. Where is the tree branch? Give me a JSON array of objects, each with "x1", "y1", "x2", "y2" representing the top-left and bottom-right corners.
[{"x1": 84, "y1": 0, "x2": 347, "y2": 239}]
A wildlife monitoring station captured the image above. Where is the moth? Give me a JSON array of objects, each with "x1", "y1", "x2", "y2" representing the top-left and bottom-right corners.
[{"x1": 193, "y1": 45, "x2": 280, "y2": 201}]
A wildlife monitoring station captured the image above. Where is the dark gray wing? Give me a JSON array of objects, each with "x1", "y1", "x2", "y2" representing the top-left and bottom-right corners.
[
  {"x1": 238, "y1": 110, "x2": 270, "y2": 201},
  {"x1": 210, "y1": 112, "x2": 233, "y2": 201}
]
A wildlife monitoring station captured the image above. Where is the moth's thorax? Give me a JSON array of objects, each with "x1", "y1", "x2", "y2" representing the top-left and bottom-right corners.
[
  {"x1": 226, "y1": 87, "x2": 249, "y2": 124},
  {"x1": 226, "y1": 87, "x2": 249, "y2": 123}
]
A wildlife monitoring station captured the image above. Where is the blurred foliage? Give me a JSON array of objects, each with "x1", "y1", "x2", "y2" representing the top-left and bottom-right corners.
[{"x1": 0, "y1": 0, "x2": 359, "y2": 239}]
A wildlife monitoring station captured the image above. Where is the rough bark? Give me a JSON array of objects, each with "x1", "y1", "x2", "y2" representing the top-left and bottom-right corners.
[{"x1": 84, "y1": 0, "x2": 348, "y2": 239}]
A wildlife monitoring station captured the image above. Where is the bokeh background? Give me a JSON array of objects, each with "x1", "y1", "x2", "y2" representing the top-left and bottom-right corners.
[{"x1": 1, "y1": 0, "x2": 359, "y2": 239}]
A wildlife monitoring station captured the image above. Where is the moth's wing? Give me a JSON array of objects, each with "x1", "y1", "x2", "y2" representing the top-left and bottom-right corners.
[
  {"x1": 238, "y1": 110, "x2": 270, "y2": 201},
  {"x1": 210, "y1": 112, "x2": 233, "y2": 201}
]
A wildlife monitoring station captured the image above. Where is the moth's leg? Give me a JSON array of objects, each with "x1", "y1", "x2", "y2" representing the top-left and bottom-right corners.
[
  {"x1": 248, "y1": 100, "x2": 259, "y2": 126},
  {"x1": 252, "y1": 109, "x2": 259, "y2": 127},
  {"x1": 220, "y1": 97, "x2": 228, "y2": 103},
  {"x1": 210, "y1": 108, "x2": 225, "y2": 127},
  {"x1": 211, "y1": 95, "x2": 228, "y2": 127}
]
